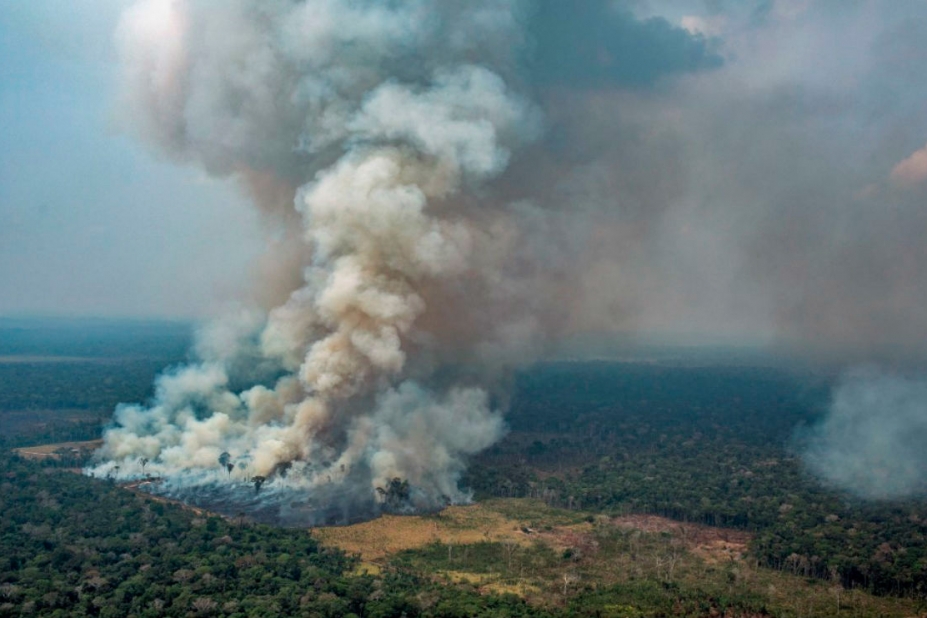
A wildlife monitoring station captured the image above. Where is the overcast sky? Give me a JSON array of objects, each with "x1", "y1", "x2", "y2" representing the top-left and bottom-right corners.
[
  {"x1": 3, "y1": 0, "x2": 927, "y2": 356},
  {"x1": 0, "y1": 0, "x2": 259, "y2": 318}
]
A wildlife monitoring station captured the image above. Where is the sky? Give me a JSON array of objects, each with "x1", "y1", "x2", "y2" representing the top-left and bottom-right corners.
[
  {"x1": 0, "y1": 0, "x2": 259, "y2": 318},
  {"x1": 2, "y1": 0, "x2": 927, "y2": 360}
]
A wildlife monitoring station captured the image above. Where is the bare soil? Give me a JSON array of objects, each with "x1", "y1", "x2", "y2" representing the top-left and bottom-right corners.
[{"x1": 14, "y1": 439, "x2": 103, "y2": 460}]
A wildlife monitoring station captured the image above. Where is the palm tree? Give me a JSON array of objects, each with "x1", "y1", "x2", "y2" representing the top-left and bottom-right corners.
[{"x1": 218, "y1": 452, "x2": 234, "y2": 478}]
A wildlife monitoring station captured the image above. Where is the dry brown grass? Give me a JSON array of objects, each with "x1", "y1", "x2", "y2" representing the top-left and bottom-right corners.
[
  {"x1": 314, "y1": 499, "x2": 592, "y2": 564},
  {"x1": 438, "y1": 571, "x2": 542, "y2": 597},
  {"x1": 314, "y1": 498, "x2": 603, "y2": 565},
  {"x1": 315, "y1": 499, "x2": 926, "y2": 616},
  {"x1": 610, "y1": 514, "x2": 751, "y2": 564},
  {"x1": 314, "y1": 502, "x2": 530, "y2": 562},
  {"x1": 315, "y1": 500, "x2": 747, "y2": 568}
]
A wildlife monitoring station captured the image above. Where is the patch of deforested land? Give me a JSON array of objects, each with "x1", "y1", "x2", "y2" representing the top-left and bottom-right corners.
[
  {"x1": 0, "y1": 318, "x2": 191, "y2": 446},
  {"x1": 464, "y1": 362, "x2": 927, "y2": 599}
]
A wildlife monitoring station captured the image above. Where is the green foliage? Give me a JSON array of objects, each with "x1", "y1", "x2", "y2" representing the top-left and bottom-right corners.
[
  {"x1": 0, "y1": 453, "x2": 361, "y2": 616},
  {"x1": 464, "y1": 362, "x2": 927, "y2": 598},
  {"x1": 0, "y1": 452, "x2": 550, "y2": 617},
  {"x1": 5, "y1": 323, "x2": 927, "y2": 613},
  {"x1": 565, "y1": 580, "x2": 769, "y2": 618},
  {"x1": 0, "y1": 360, "x2": 171, "y2": 418}
]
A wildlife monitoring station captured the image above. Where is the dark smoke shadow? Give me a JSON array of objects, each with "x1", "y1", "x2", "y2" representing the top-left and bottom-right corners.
[{"x1": 140, "y1": 480, "x2": 383, "y2": 527}]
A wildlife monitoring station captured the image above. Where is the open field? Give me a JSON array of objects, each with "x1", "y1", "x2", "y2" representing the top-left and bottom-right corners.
[
  {"x1": 611, "y1": 514, "x2": 752, "y2": 565},
  {"x1": 14, "y1": 439, "x2": 103, "y2": 460},
  {"x1": 317, "y1": 498, "x2": 927, "y2": 617},
  {"x1": 314, "y1": 499, "x2": 588, "y2": 563},
  {"x1": 316, "y1": 499, "x2": 752, "y2": 567}
]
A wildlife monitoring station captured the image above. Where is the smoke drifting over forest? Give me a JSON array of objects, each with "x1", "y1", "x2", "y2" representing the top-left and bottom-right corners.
[
  {"x1": 90, "y1": 1, "x2": 927, "y2": 516},
  {"x1": 802, "y1": 369, "x2": 927, "y2": 500}
]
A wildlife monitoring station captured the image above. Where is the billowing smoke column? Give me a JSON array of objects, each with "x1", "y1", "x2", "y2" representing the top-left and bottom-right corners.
[
  {"x1": 89, "y1": 1, "x2": 927, "y2": 517},
  {"x1": 90, "y1": 0, "x2": 551, "y2": 523}
]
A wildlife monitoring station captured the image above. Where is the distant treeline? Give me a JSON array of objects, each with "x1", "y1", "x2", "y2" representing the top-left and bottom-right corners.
[
  {"x1": 0, "y1": 360, "x2": 177, "y2": 414},
  {"x1": 0, "y1": 318, "x2": 192, "y2": 443},
  {"x1": 0, "y1": 418, "x2": 105, "y2": 451},
  {"x1": 0, "y1": 317, "x2": 192, "y2": 359}
]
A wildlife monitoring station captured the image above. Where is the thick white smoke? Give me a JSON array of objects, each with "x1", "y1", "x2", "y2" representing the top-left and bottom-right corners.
[{"x1": 91, "y1": 0, "x2": 548, "y2": 519}]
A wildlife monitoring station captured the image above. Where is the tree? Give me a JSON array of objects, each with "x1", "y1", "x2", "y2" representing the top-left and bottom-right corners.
[
  {"x1": 251, "y1": 476, "x2": 266, "y2": 493},
  {"x1": 376, "y1": 477, "x2": 411, "y2": 510}
]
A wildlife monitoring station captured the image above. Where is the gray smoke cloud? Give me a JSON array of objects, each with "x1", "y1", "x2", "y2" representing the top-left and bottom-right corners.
[
  {"x1": 802, "y1": 368, "x2": 927, "y2": 500},
  {"x1": 91, "y1": 0, "x2": 724, "y2": 521},
  {"x1": 89, "y1": 0, "x2": 927, "y2": 515},
  {"x1": 91, "y1": 0, "x2": 550, "y2": 519}
]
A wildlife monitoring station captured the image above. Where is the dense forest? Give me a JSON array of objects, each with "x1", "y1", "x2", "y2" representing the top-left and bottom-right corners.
[
  {"x1": 0, "y1": 318, "x2": 191, "y2": 360},
  {"x1": 0, "y1": 319, "x2": 190, "y2": 443},
  {"x1": 3, "y1": 322, "x2": 927, "y2": 614},
  {"x1": 10, "y1": 450, "x2": 921, "y2": 618},
  {"x1": 0, "y1": 450, "x2": 553, "y2": 618}
]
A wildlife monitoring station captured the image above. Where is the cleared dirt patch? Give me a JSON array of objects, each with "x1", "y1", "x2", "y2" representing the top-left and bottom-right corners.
[
  {"x1": 611, "y1": 513, "x2": 752, "y2": 563},
  {"x1": 314, "y1": 503, "x2": 530, "y2": 563},
  {"x1": 316, "y1": 502, "x2": 754, "y2": 581},
  {"x1": 15, "y1": 439, "x2": 103, "y2": 460},
  {"x1": 317, "y1": 501, "x2": 752, "y2": 563}
]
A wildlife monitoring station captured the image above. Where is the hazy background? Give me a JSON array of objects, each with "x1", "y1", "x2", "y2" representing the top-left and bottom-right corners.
[
  {"x1": 3, "y1": 0, "x2": 927, "y2": 358},
  {"x1": 0, "y1": 0, "x2": 259, "y2": 318}
]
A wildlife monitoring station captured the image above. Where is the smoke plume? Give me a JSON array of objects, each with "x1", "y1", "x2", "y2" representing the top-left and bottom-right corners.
[
  {"x1": 92, "y1": 0, "x2": 555, "y2": 521},
  {"x1": 89, "y1": 0, "x2": 927, "y2": 517},
  {"x1": 801, "y1": 369, "x2": 927, "y2": 500}
]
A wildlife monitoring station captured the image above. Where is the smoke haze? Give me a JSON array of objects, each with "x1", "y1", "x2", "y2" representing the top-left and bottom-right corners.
[
  {"x1": 81, "y1": 1, "x2": 927, "y2": 516},
  {"x1": 802, "y1": 369, "x2": 927, "y2": 500}
]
